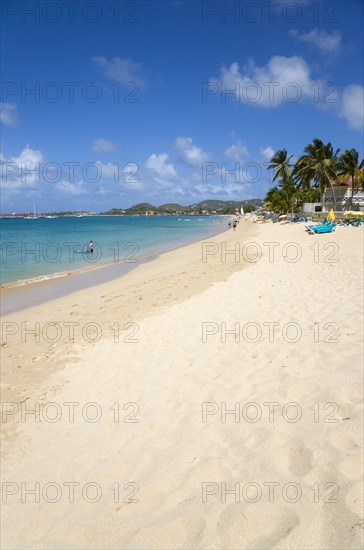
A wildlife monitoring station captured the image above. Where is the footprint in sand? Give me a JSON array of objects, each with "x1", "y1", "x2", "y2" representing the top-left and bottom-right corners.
[{"x1": 315, "y1": 498, "x2": 364, "y2": 550}]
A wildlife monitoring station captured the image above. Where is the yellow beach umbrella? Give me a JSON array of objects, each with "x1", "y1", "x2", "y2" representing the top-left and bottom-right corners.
[
  {"x1": 327, "y1": 209, "x2": 335, "y2": 221},
  {"x1": 344, "y1": 211, "x2": 364, "y2": 216},
  {"x1": 278, "y1": 214, "x2": 287, "y2": 219}
]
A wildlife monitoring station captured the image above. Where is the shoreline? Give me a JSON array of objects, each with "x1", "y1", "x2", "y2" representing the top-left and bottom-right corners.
[
  {"x1": 1, "y1": 220, "x2": 230, "y2": 315},
  {"x1": 1, "y1": 215, "x2": 228, "y2": 288}
]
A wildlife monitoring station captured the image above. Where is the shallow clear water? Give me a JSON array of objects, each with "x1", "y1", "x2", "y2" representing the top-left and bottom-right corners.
[{"x1": 0, "y1": 215, "x2": 226, "y2": 285}]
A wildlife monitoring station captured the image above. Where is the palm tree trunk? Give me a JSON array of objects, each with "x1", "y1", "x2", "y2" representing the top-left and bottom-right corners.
[
  {"x1": 350, "y1": 173, "x2": 355, "y2": 209},
  {"x1": 331, "y1": 183, "x2": 337, "y2": 209},
  {"x1": 327, "y1": 181, "x2": 337, "y2": 210}
]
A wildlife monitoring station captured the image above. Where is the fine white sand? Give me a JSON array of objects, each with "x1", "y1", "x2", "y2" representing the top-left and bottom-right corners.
[{"x1": 1, "y1": 220, "x2": 363, "y2": 549}]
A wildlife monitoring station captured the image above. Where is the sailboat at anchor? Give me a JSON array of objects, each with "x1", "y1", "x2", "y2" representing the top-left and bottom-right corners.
[{"x1": 24, "y1": 203, "x2": 40, "y2": 219}]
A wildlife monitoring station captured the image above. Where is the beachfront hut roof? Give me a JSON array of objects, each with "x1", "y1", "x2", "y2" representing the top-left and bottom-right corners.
[{"x1": 331, "y1": 169, "x2": 364, "y2": 187}]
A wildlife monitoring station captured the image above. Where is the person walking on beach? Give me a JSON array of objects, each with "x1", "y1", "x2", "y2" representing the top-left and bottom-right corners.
[{"x1": 233, "y1": 220, "x2": 237, "y2": 231}]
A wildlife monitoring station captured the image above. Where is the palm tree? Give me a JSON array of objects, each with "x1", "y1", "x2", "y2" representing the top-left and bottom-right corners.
[
  {"x1": 295, "y1": 138, "x2": 340, "y2": 209},
  {"x1": 264, "y1": 178, "x2": 299, "y2": 213},
  {"x1": 292, "y1": 163, "x2": 320, "y2": 208},
  {"x1": 280, "y1": 177, "x2": 299, "y2": 212},
  {"x1": 336, "y1": 149, "x2": 364, "y2": 209},
  {"x1": 292, "y1": 163, "x2": 313, "y2": 190},
  {"x1": 267, "y1": 149, "x2": 294, "y2": 184},
  {"x1": 298, "y1": 186, "x2": 320, "y2": 204},
  {"x1": 265, "y1": 187, "x2": 286, "y2": 212}
]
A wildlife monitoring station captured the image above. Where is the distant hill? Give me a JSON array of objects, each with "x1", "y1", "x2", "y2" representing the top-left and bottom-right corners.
[
  {"x1": 125, "y1": 203, "x2": 157, "y2": 214},
  {"x1": 190, "y1": 200, "x2": 263, "y2": 213},
  {"x1": 100, "y1": 199, "x2": 263, "y2": 216},
  {"x1": 159, "y1": 203, "x2": 186, "y2": 213}
]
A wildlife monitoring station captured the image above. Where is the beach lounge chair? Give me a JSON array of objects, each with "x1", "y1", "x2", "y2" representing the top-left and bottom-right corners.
[
  {"x1": 306, "y1": 220, "x2": 335, "y2": 230},
  {"x1": 306, "y1": 223, "x2": 337, "y2": 234}
]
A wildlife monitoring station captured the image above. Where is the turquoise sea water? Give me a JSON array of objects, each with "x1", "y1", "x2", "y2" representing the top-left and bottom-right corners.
[{"x1": 0, "y1": 215, "x2": 226, "y2": 286}]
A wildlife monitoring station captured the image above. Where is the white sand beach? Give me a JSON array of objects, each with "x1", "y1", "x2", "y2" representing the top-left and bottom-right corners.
[{"x1": 1, "y1": 220, "x2": 363, "y2": 549}]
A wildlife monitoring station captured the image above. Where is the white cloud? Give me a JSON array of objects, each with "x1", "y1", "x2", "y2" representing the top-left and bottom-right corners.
[
  {"x1": 10, "y1": 145, "x2": 44, "y2": 170},
  {"x1": 260, "y1": 146, "x2": 275, "y2": 161},
  {"x1": 210, "y1": 56, "x2": 364, "y2": 133},
  {"x1": 224, "y1": 140, "x2": 249, "y2": 162},
  {"x1": 191, "y1": 159, "x2": 258, "y2": 191},
  {"x1": 289, "y1": 29, "x2": 342, "y2": 54},
  {"x1": 339, "y1": 85, "x2": 364, "y2": 130},
  {"x1": 92, "y1": 56, "x2": 145, "y2": 86},
  {"x1": 94, "y1": 161, "x2": 119, "y2": 179},
  {"x1": 122, "y1": 163, "x2": 144, "y2": 190},
  {"x1": 0, "y1": 145, "x2": 44, "y2": 192},
  {"x1": 55, "y1": 181, "x2": 88, "y2": 196},
  {"x1": 174, "y1": 137, "x2": 211, "y2": 166},
  {"x1": 92, "y1": 138, "x2": 117, "y2": 154},
  {"x1": 145, "y1": 153, "x2": 177, "y2": 187},
  {"x1": 93, "y1": 161, "x2": 144, "y2": 190},
  {"x1": 213, "y1": 56, "x2": 316, "y2": 108},
  {"x1": 193, "y1": 181, "x2": 252, "y2": 197},
  {"x1": 213, "y1": 55, "x2": 363, "y2": 131},
  {"x1": 0, "y1": 102, "x2": 18, "y2": 126}
]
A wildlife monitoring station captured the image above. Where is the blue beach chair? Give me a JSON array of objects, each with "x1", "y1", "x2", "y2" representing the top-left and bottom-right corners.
[
  {"x1": 306, "y1": 223, "x2": 337, "y2": 234},
  {"x1": 306, "y1": 220, "x2": 335, "y2": 230}
]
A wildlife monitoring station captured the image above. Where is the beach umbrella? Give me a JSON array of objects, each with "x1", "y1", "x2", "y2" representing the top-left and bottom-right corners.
[
  {"x1": 344, "y1": 211, "x2": 364, "y2": 216},
  {"x1": 327, "y1": 209, "x2": 335, "y2": 221},
  {"x1": 278, "y1": 214, "x2": 286, "y2": 219}
]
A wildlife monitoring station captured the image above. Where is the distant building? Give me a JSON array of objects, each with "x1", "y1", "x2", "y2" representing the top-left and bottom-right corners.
[
  {"x1": 303, "y1": 177, "x2": 364, "y2": 212},
  {"x1": 302, "y1": 202, "x2": 324, "y2": 214},
  {"x1": 323, "y1": 183, "x2": 364, "y2": 211}
]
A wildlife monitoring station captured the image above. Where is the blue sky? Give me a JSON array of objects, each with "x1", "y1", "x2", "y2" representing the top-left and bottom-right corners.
[{"x1": 1, "y1": 0, "x2": 363, "y2": 212}]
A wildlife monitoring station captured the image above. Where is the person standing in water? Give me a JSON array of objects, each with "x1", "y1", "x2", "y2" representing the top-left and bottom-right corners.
[{"x1": 86, "y1": 240, "x2": 93, "y2": 253}]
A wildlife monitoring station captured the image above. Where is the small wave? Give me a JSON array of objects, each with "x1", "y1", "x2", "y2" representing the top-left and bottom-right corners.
[{"x1": 1, "y1": 270, "x2": 74, "y2": 289}]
